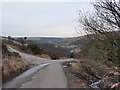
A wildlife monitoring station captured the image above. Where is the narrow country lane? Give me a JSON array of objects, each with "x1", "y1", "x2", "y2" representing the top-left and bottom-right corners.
[
  {"x1": 3, "y1": 47, "x2": 76, "y2": 88},
  {"x1": 20, "y1": 63, "x2": 67, "y2": 88}
]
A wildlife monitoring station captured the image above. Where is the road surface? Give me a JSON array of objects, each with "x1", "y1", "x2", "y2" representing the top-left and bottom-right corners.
[
  {"x1": 3, "y1": 47, "x2": 76, "y2": 88},
  {"x1": 20, "y1": 63, "x2": 67, "y2": 88}
]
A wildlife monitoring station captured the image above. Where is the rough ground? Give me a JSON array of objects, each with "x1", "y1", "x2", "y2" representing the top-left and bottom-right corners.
[
  {"x1": 63, "y1": 59, "x2": 120, "y2": 89},
  {"x1": 2, "y1": 58, "x2": 30, "y2": 82},
  {"x1": 2, "y1": 44, "x2": 30, "y2": 82},
  {"x1": 63, "y1": 66, "x2": 89, "y2": 88}
]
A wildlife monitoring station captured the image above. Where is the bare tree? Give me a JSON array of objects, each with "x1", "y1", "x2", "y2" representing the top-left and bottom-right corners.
[
  {"x1": 93, "y1": 0, "x2": 120, "y2": 30},
  {"x1": 78, "y1": 0, "x2": 120, "y2": 36},
  {"x1": 78, "y1": 0, "x2": 120, "y2": 65},
  {"x1": 8, "y1": 36, "x2": 12, "y2": 41},
  {"x1": 24, "y1": 37, "x2": 27, "y2": 40}
]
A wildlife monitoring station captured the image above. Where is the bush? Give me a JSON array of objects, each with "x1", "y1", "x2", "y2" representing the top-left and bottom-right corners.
[
  {"x1": 68, "y1": 53, "x2": 74, "y2": 58},
  {"x1": 27, "y1": 44, "x2": 43, "y2": 55},
  {"x1": 38, "y1": 43, "x2": 70, "y2": 59},
  {"x1": 2, "y1": 43, "x2": 21, "y2": 58},
  {"x1": 80, "y1": 32, "x2": 120, "y2": 65},
  {"x1": 11, "y1": 52, "x2": 21, "y2": 58}
]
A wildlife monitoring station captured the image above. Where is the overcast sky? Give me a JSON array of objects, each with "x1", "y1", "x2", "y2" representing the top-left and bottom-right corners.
[{"x1": 1, "y1": 1, "x2": 94, "y2": 37}]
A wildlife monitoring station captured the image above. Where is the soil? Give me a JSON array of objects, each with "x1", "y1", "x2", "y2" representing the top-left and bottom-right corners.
[{"x1": 63, "y1": 66, "x2": 90, "y2": 88}]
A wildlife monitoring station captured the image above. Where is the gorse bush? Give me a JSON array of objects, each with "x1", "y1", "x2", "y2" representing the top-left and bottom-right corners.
[
  {"x1": 81, "y1": 33, "x2": 120, "y2": 65},
  {"x1": 27, "y1": 44, "x2": 43, "y2": 55}
]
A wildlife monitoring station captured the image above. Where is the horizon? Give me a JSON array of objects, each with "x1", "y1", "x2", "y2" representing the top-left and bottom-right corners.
[{"x1": 0, "y1": 35, "x2": 81, "y2": 38}]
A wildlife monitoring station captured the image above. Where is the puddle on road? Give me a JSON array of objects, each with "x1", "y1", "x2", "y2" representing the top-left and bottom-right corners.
[{"x1": 90, "y1": 80, "x2": 101, "y2": 90}]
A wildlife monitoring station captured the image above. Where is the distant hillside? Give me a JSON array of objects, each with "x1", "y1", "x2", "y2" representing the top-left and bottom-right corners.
[
  {"x1": 58, "y1": 35, "x2": 90, "y2": 46},
  {"x1": 26, "y1": 37, "x2": 63, "y2": 44},
  {"x1": 25, "y1": 36, "x2": 90, "y2": 47}
]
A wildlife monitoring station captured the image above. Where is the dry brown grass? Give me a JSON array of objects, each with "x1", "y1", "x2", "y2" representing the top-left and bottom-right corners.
[
  {"x1": 68, "y1": 59, "x2": 111, "y2": 85},
  {"x1": 65, "y1": 58, "x2": 120, "y2": 89},
  {"x1": 2, "y1": 57, "x2": 30, "y2": 82}
]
